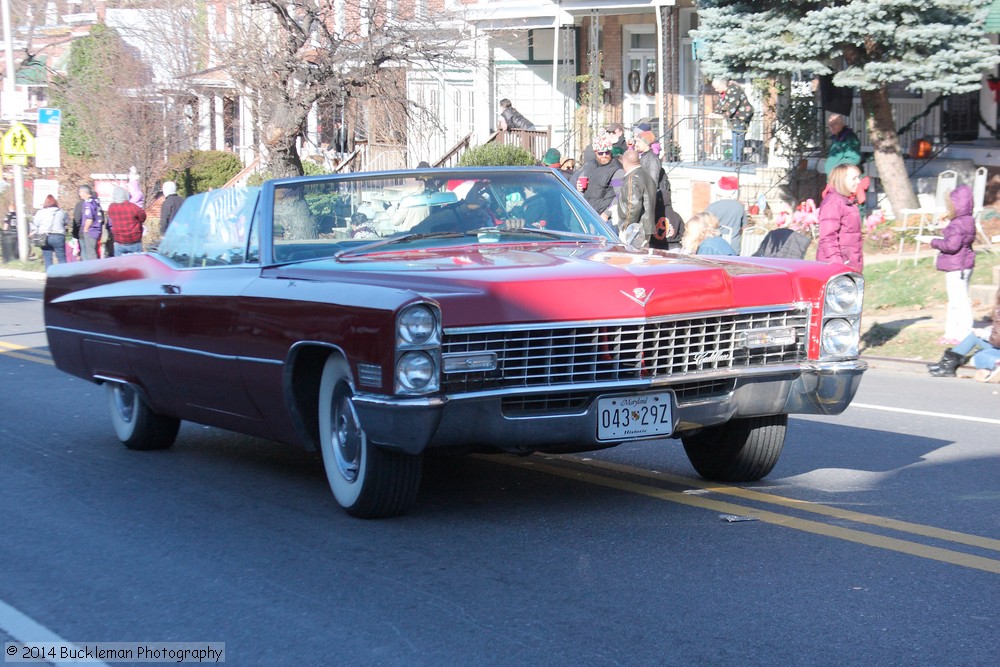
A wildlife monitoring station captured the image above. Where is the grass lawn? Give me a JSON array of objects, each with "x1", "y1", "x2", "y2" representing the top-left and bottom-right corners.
[{"x1": 859, "y1": 249, "x2": 999, "y2": 360}]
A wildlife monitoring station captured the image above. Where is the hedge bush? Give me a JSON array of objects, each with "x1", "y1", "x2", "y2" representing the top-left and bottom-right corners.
[
  {"x1": 246, "y1": 159, "x2": 331, "y2": 187},
  {"x1": 457, "y1": 143, "x2": 537, "y2": 167},
  {"x1": 163, "y1": 150, "x2": 244, "y2": 196}
]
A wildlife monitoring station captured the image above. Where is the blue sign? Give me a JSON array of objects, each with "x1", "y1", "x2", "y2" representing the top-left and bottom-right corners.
[
  {"x1": 692, "y1": 39, "x2": 704, "y2": 61},
  {"x1": 38, "y1": 108, "x2": 61, "y2": 125}
]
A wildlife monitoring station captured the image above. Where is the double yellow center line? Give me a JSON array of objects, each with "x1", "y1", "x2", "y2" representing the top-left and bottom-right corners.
[
  {"x1": 0, "y1": 341, "x2": 53, "y2": 365},
  {"x1": 8, "y1": 340, "x2": 998, "y2": 573},
  {"x1": 485, "y1": 454, "x2": 1000, "y2": 575}
]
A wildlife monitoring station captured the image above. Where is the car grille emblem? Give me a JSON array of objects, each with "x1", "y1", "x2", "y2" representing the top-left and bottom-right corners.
[{"x1": 621, "y1": 287, "x2": 654, "y2": 307}]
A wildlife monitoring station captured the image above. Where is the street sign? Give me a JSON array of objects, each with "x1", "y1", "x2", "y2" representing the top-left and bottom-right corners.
[
  {"x1": 36, "y1": 108, "x2": 61, "y2": 138},
  {"x1": 33, "y1": 179, "x2": 59, "y2": 210},
  {"x1": 2, "y1": 122, "x2": 36, "y2": 157},
  {"x1": 35, "y1": 108, "x2": 62, "y2": 168},
  {"x1": 38, "y1": 108, "x2": 61, "y2": 125}
]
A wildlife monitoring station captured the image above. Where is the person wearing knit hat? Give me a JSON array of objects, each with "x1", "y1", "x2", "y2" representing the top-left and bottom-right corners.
[
  {"x1": 577, "y1": 135, "x2": 622, "y2": 220},
  {"x1": 605, "y1": 122, "x2": 627, "y2": 154},
  {"x1": 541, "y1": 148, "x2": 561, "y2": 167},
  {"x1": 107, "y1": 184, "x2": 147, "y2": 256},
  {"x1": 159, "y1": 180, "x2": 185, "y2": 235},
  {"x1": 706, "y1": 175, "x2": 747, "y2": 254}
]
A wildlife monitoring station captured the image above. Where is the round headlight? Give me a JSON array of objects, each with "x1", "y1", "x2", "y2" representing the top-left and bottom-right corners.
[
  {"x1": 825, "y1": 275, "x2": 862, "y2": 316},
  {"x1": 396, "y1": 351, "x2": 437, "y2": 392},
  {"x1": 398, "y1": 305, "x2": 437, "y2": 345},
  {"x1": 822, "y1": 318, "x2": 857, "y2": 357}
]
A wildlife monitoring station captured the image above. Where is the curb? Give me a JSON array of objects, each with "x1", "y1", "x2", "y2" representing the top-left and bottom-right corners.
[
  {"x1": 863, "y1": 355, "x2": 980, "y2": 378},
  {"x1": 0, "y1": 268, "x2": 46, "y2": 281}
]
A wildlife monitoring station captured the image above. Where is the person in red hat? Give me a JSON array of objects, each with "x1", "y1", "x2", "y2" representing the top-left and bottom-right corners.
[{"x1": 706, "y1": 176, "x2": 747, "y2": 253}]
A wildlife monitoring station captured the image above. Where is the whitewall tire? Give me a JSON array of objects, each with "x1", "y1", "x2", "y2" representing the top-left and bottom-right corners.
[
  {"x1": 318, "y1": 355, "x2": 422, "y2": 518},
  {"x1": 106, "y1": 382, "x2": 180, "y2": 451}
]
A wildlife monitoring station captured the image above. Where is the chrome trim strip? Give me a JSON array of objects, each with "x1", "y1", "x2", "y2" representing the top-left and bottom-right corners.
[
  {"x1": 443, "y1": 302, "x2": 814, "y2": 335},
  {"x1": 354, "y1": 393, "x2": 448, "y2": 408},
  {"x1": 45, "y1": 325, "x2": 283, "y2": 366}
]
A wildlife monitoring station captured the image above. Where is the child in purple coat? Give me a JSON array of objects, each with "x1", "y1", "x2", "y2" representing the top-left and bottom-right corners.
[{"x1": 920, "y1": 185, "x2": 975, "y2": 344}]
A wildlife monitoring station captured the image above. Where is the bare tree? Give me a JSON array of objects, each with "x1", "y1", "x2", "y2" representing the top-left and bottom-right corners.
[{"x1": 220, "y1": 1, "x2": 467, "y2": 177}]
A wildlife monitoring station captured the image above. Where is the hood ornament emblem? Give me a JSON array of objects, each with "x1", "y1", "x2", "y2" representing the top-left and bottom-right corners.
[{"x1": 621, "y1": 287, "x2": 654, "y2": 307}]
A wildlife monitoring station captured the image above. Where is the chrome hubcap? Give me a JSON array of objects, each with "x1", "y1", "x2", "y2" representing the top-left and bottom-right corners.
[
  {"x1": 331, "y1": 393, "x2": 362, "y2": 483},
  {"x1": 114, "y1": 385, "x2": 136, "y2": 423}
]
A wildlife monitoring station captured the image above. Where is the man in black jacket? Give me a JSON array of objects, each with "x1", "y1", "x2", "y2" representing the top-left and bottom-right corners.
[
  {"x1": 497, "y1": 99, "x2": 535, "y2": 131},
  {"x1": 577, "y1": 137, "x2": 622, "y2": 221},
  {"x1": 159, "y1": 181, "x2": 185, "y2": 235},
  {"x1": 616, "y1": 149, "x2": 656, "y2": 247}
]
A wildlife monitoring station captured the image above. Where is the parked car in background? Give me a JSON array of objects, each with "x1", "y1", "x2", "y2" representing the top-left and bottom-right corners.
[{"x1": 44, "y1": 167, "x2": 867, "y2": 518}]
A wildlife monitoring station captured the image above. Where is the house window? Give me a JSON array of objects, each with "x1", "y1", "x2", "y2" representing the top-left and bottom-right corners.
[
  {"x1": 623, "y1": 26, "x2": 656, "y2": 128},
  {"x1": 941, "y1": 91, "x2": 980, "y2": 142}
]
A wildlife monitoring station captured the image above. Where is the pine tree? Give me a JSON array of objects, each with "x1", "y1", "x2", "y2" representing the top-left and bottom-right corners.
[{"x1": 694, "y1": 0, "x2": 1000, "y2": 217}]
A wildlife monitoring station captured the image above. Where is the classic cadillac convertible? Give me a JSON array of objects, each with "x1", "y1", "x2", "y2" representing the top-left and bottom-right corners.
[{"x1": 44, "y1": 167, "x2": 866, "y2": 518}]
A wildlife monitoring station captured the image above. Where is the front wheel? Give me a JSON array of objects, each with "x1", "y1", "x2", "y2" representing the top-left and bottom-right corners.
[
  {"x1": 318, "y1": 356, "x2": 422, "y2": 519},
  {"x1": 106, "y1": 382, "x2": 180, "y2": 451},
  {"x1": 681, "y1": 415, "x2": 787, "y2": 482}
]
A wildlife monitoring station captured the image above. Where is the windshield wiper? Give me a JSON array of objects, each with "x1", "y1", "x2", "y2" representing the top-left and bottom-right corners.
[
  {"x1": 335, "y1": 231, "x2": 465, "y2": 257},
  {"x1": 466, "y1": 226, "x2": 602, "y2": 242}
]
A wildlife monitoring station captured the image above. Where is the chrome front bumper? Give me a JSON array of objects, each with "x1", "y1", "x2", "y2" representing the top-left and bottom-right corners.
[{"x1": 354, "y1": 360, "x2": 868, "y2": 455}]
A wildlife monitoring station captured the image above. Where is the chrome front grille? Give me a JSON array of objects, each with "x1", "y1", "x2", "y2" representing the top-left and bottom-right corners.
[{"x1": 441, "y1": 307, "x2": 810, "y2": 394}]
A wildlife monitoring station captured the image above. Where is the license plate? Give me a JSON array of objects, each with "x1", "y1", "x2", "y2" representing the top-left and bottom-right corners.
[{"x1": 597, "y1": 392, "x2": 674, "y2": 441}]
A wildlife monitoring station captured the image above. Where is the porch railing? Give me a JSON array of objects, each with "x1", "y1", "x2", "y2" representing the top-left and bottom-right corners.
[
  {"x1": 484, "y1": 127, "x2": 553, "y2": 161},
  {"x1": 334, "y1": 147, "x2": 362, "y2": 173},
  {"x1": 222, "y1": 156, "x2": 263, "y2": 188},
  {"x1": 433, "y1": 132, "x2": 473, "y2": 168}
]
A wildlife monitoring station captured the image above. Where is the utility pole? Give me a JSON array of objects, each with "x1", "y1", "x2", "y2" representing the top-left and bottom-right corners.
[{"x1": 2, "y1": 0, "x2": 28, "y2": 261}]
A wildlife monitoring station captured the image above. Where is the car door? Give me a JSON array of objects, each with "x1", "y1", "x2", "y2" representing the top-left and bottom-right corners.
[{"x1": 154, "y1": 188, "x2": 266, "y2": 429}]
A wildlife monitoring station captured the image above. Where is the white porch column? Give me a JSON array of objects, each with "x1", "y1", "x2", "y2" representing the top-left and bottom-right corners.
[
  {"x1": 214, "y1": 94, "x2": 225, "y2": 151},
  {"x1": 239, "y1": 95, "x2": 255, "y2": 164},
  {"x1": 472, "y1": 26, "x2": 491, "y2": 143},
  {"x1": 307, "y1": 104, "x2": 319, "y2": 154},
  {"x1": 198, "y1": 95, "x2": 212, "y2": 150}
]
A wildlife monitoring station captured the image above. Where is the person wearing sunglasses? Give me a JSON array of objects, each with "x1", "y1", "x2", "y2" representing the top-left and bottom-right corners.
[{"x1": 576, "y1": 137, "x2": 622, "y2": 221}]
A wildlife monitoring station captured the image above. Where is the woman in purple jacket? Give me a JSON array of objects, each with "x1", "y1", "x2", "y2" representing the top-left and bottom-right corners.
[
  {"x1": 816, "y1": 164, "x2": 863, "y2": 272},
  {"x1": 920, "y1": 185, "x2": 976, "y2": 344}
]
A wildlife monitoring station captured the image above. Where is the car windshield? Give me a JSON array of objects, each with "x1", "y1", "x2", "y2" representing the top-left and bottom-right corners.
[
  {"x1": 155, "y1": 187, "x2": 260, "y2": 267},
  {"x1": 268, "y1": 167, "x2": 616, "y2": 263}
]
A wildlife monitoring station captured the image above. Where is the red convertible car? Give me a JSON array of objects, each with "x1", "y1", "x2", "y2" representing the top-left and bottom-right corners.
[{"x1": 44, "y1": 167, "x2": 866, "y2": 518}]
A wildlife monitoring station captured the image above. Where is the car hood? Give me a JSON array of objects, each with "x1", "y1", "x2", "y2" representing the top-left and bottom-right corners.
[{"x1": 270, "y1": 244, "x2": 825, "y2": 327}]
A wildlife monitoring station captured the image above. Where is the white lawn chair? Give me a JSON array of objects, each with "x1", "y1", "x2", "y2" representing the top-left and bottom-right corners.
[
  {"x1": 972, "y1": 167, "x2": 995, "y2": 251},
  {"x1": 739, "y1": 225, "x2": 768, "y2": 256},
  {"x1": 895, "y1": 169, "x2": 957, "y2": 265}
]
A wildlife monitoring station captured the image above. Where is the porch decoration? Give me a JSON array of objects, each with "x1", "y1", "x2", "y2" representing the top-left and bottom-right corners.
[
  {"x1": 644, "y1": 72, "x2": 656, "y2": 95},
  {"x1": 628, "y1": 70, "x2": 641, "y2": 95}
]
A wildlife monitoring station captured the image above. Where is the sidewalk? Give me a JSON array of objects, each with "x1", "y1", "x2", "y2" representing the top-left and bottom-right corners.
[{"x1": 0, "y1": 267, "x2": 46, "y2": 281}]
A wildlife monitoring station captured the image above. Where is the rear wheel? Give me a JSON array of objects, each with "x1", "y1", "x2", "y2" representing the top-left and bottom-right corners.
[
  {"x1": 106, "y1": 382, "x2": 180, "y2": 451},
  {"x1": 318, "y1": 356, "x2": 422, "y2": 519},
  {"x1": 681, "y1": 415, "x2": 787, "y2": 482}
]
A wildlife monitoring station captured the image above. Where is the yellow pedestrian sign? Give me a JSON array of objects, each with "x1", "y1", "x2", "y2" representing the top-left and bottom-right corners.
[{"x1": 3, "y1": 122, "x2": 36, "y2": 157}]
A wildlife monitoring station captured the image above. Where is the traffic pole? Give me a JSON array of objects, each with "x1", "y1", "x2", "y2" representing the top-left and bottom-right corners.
[{"x1": 1, "y1": 0, "x2": 28, "y2": 262}]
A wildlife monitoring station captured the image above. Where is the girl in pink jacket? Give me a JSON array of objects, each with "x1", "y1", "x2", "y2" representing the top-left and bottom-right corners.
[{"x1": 816, "y1": 164, "x2": 863, "y2": 272}]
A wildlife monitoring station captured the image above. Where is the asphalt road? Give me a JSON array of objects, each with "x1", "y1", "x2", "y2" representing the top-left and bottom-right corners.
[{"x1": 2, "y1": 275, "x2": 999, "y2": 666}]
